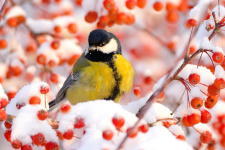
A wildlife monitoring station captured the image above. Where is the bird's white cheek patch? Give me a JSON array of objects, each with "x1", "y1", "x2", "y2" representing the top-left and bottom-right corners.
[{"x1": 98, "y1": 38, "x2": 118, "y2": 54}]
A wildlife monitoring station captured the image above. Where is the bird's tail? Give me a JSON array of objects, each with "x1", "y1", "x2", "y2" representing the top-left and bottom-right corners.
[{"x1": 48, "y1": 99, "x2": 66, "y2": 112}]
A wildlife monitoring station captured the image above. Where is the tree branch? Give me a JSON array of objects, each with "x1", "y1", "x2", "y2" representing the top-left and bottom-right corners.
[{"x1": 0, "y1": 0, "x2": 9, "y2": 23}]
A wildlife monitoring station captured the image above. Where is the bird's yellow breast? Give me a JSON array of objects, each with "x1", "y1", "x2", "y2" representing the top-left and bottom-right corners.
[{"x1": 66, "y1": 54, "x2": 134, "y2": 105}]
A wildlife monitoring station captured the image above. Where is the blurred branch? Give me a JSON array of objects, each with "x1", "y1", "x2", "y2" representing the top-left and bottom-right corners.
[{"x1": 0, "y1": 0, "x2": 9, "y2": 23}]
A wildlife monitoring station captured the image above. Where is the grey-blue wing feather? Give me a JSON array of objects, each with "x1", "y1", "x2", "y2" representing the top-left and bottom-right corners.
[{"x1": 48, "y1": 73, "x2": 79, "y2": 111}]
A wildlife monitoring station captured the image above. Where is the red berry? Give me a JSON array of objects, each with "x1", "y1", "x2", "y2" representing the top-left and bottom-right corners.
[
  {"x1": 50, "y1": 73, "x2": 58, "y2": 83},
  {"x1": 0, "y1": 98, "x2": 8, "y2": 109},
  {"x1": 4, "y1": 121, "x2": 12, "y2": 129},
  {"x1": 67, "y1": 54, "x2": 80, "y2": 65},
  {"x1": 60, "y1": 103, "x2": 71, "y2": 113},
  {"x1": 218, "y1": 114, "x2": 225, "y2": 124},
  {"x1": 187, "y1": 113, "x2": 201, "y2": 126},
  {"x1": 37, "y1": 54, "x2": 47, "y2": 65},
  {"x1": 181, "y1": 116, "x2": 191, "y2": 127},
  {"x1": 54, "y1": 25, "x2": 61, "y2": 33},
  {"x1": 134, "y1": 87, "x2": 141, "y2": 96},
  {"x1": 75, "y1": 0, "x2": 83, "y2": 6},
  {"x1": 153, "y1": 1, "x2": 163, "y2": 11},
  {"x1": 166, "y1": 2, "x2": 176, "y2": 12},
  {"x1": 4, "y1": 130, "x2": 11, "y2": 142},
  {"x1": 74, "y1": 118, "x2": 85, "y2": 128},
  {"x1": 0, "y1": 109, "x2": 7, "y2": 121},
  {"x1": 126, "y1": 0, "x2": 137, "y2": 10},
  {"x1": 200, "y1": 131, "x2": 212, "y2": 144},
  {"x1": 103, "y1": 0, "x2": 115, "y2": 11},
  {"x1": 200, "y1": 110, "x2": 212, "y2": 124},
  {"x1": 29, "y1": 96, "x2": 41, "y2": 105},
  {"x1": 188, "y1": 73, "x2": 200, "y2": 84},
  {"x1": 214, "y1": 78, "x2": 225, "y2": 89},
  {"x1": 7, "y1": 17, "x2": 18, "y2": 27},
  {"x1": 163, "y1": 121, "x2": 176, "y2": 128},
  {"x1": 125, "y1": 13, "x2": 135, "y2": 25},
  {"x1": 56, "y1": 130, "x2": 64, "y2": 140},
  {"x1": 191, "y1": 97, "x2": 203, "y2": 109},
  {"x1": 48, "y1": 60, "x2": 57, "y2": 68},
  {"x1": 102, "y1": 129, "x2": 114, "y2": 140},
  {"x1": 40, "y1": 85, "x2": 50, "y2": 94},
  {"x1": 51, "y1": 40, "x2": 60, "y2": 50},
  {"x1": 99, "y1": 15, "x2": 109, "y2": 26},
  {"x1": 85, "y1": 11, "x2": 98, "y2": 23},
  {"x1": 21, "y1": 144, "x2": 32, "y2": 150},
  {"x1": 63, "y1": 129, "x2": 74, "y2": 140},
  {"x1": 116, "y1": 12, "x2": 127, "y2": 25},
  {"x1": 138, "y1": 124, "x2": 149, "y2": 133},
  {"x1": 137, "y1": 0, "x2": 147, "y2": 8},
  {"x1": 0, "y1": 39, "x2": 7, "y2": 49},
  {"x1": 212, "y1": 52, "x2": 224, "y2": 63},
  {"x1": 187, "y1": 19, "x2": 197, "y2": 27},
  {"x1": 221, "y1": 137, "x2": 225, "y2": 147},
  {"x1": 126, "y1": 127, "x2": 138, "y2": 138},
  {"x1": 205, "y1": 10, "x2": 212, "y2": 20},
  {"x1": 219, "y1": 124, "x2": 225, "y2": 135},
  {"x1": 37, "y1": 109, "x2": 48, "y2": 121},
  {"x1": 166, "y1": 11, "x2": 179, "y2": 23},
  {"x1": 16, "y1": 102, "x2": 25, "y2": 109},
  {"x1": 205, "y1": 95, "x2": 218, "y2": 109},
  {"x1": 67, "y1": 23, "x2": 78, "y2": 34},
  {"x1": 144, "y1": 76, "x2": 152, "y2": 84},
  {"x1": 45, "y1": 142, "x2": 59, "y2": 150},
  {"x1": 112, "y1": 115, "x2": 125, "y2": 130},
  {"x1": 11, "y1": 140, "x2": 22, "y2": 149},
  {"x1": 208, "y1": 84, "x2": 220, "y2": 96},
  {"x1": 32, "y1": 133, "x2": 45, "y2": 146},
  {"x1": 176, "y1": 135, "x2": 186, "y2": 141}
]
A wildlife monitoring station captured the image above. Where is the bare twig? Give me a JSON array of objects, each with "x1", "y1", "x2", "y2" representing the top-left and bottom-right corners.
[{"x1": 0, "y1": 0, "x2": 9, "y2": 23}]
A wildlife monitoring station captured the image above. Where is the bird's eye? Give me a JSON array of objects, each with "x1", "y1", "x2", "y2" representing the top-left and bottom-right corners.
[{"x1": 100, "y1": 42, "x2": 106, "y2": 47}]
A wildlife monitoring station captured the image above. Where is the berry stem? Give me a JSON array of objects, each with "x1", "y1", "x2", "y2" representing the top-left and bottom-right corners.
[
  {"x1": 197, "y1": 52, "x2": 203, "y2": 68},
  {"x1": 205, "y1": 51, "x2": 215, "y2": 69},
  {"x1": 148, "y1": 118, "x2": 177, "y2": 126},
  {"x1": 171, "y1": 90, "x2": 186, "y2": 115},
  {"x1": 185, "y1": 27, "x2": 194, "y2": 60},
  {"x1": 198, "y1": 82, "x2": 208, "y2": 87},
  {"x1": 192, "y1": 126, "x2": 201, "y2": 134},
  {"x1": 218, "y1": 0, "x2": 220, "y2": 17}
]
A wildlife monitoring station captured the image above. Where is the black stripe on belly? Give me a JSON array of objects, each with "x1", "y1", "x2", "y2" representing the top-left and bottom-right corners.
[{"x1": 105, "y1": 57, "x2": 122, "y2": 101}]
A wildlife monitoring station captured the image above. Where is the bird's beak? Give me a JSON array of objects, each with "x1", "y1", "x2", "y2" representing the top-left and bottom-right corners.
[{"x1": 88, "y1": 46, "x2": 97, "y2": 51}]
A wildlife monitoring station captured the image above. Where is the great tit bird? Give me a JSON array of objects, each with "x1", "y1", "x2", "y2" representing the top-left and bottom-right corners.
[{"x1": 48, "y1": 29, "x2": 134, "y2": 111}]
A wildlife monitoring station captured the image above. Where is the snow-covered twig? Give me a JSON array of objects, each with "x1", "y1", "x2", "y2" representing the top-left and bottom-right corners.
[{"x1": 5, "y1": 113, "x2": 60, "y2": 129}]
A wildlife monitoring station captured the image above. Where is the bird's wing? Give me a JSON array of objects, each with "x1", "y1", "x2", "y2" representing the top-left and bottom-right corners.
[
  {"x1": 55, "y1": 72, "x2": 79, "y2": 103},
  {"x1": 48, "y1": 73, "x2": 79, "y2": 112}
]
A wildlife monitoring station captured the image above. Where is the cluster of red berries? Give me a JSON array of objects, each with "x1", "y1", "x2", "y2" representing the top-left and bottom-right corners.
[
  {"x1": 6, "y1": 15, "x2": 26, "y2": 28},
  {"x1": 0, "y1": 97, "x2": 8, "y2": 121},
  {"x1": 4, "y1": 129, "x2": 59, "y2": 150},
  {"x1": 212, "y1": 114, "x2": 225, "y2": 148},
  {"x1": 153, "y1": 1, "x2": 191, "y2": 24},
  {"x1": 3, "y1": 105, "x2": 56, "y2": 150},
  {"x1": 84, "y1": 0, "x2": 147, "y2": 28}
]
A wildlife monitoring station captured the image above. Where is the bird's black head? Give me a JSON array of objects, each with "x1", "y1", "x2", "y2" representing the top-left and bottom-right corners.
[{"x1": 86, "y1": 29, "x2": 122, "y2": 56}]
